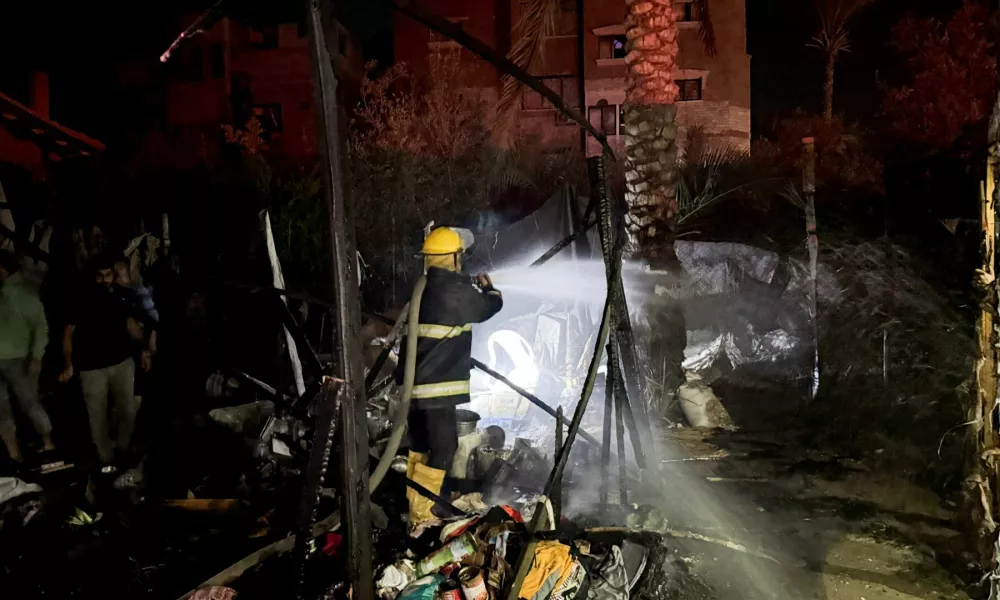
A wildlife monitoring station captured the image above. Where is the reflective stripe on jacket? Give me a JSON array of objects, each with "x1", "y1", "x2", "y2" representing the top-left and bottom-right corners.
[{"x1": 396, "y1": 267, "x2": 503, "y2": 409}]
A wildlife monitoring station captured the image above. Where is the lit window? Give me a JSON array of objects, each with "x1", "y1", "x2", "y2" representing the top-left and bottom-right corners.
[
  {"x1": 676, "y1": 78, "x2": 702, "y2": 101},
  {"x1": 597, "y1": 35, "x2": 627, "y2": 60}
]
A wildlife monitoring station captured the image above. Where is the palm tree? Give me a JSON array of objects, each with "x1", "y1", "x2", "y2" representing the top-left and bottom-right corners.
[
  {"x1": 620, "y1": 0, "x2": 681, "y2": 259},
  {"x1": 810, "y1": 0, "x2": 872, "y2": 122}
]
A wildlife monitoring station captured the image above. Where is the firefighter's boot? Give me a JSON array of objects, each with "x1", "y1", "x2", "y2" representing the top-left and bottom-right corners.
[{"x1": 408, "y1": 461, "x2": 446, "y2": 525}]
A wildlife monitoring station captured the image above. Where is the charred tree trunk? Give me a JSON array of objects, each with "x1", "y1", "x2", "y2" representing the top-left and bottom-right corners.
[{"x1": 966, "y1": 95, "x2": 1000, "y2": 571}]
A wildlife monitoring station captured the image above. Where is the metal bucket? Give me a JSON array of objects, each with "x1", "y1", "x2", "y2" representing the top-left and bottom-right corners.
[{"x1": 456, "y1": 409, "x2": 481, "y2": 437}]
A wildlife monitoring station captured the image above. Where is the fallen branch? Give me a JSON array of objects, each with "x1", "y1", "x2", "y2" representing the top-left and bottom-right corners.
[{"x1": 176, "y1": 513, "x2": 340, "y2": 600}]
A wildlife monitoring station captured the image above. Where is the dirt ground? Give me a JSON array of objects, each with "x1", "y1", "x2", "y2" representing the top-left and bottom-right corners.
[{"x1": 629, "y1": 426, "x2": 972, "y2": 600}]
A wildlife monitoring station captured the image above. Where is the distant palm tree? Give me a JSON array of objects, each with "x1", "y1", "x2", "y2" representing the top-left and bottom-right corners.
[{"x1": 810, "y1": 0, "x2": 872, "y2": 121}]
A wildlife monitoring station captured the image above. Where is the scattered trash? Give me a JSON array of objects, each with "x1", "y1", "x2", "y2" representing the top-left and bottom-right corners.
[
  {"x1": 451, "y1": 493, "x2": 488, "y2": 514},
  {"x1": 322, "y1": 532, "x2": 343, "y2": 557},
  {"x1": 208, "y1": 401, "x2": 275, "y2": 435},
  {"x1": 416, "y1": 532, "x2": 480, "y2": 577},
  {"x1": 585, "y1": 545, "x2": 628, "y2": 600},
  {"x1": 271, "y1": 437, "x2": 292, "y2": 457},
  {"x1": 67, "y1": 507, "x2": 103, "y2": 527},
  {"x1": 37, "y1": 459, "x2": 74, "y2": 474},
  {"x1": 0, "y1": 477, "x2": 42, "y2": 505},
  {"x1": 457, "y1": 565, "x2": 487, "y2": 600},
  {"x1": 114, "y1": 464, "x2": 145, "y2": 489},
  {"x1": 677, "y1": 371, "x2": 735, "y2": 429},
  {"x1": 376, "y1": 560, "x2": 417, "y2": 599},
  {"x1": 20, "y1": 500, "x2": 42, "y2": 526},
  {"x1": 398, "y1": 575, "x2": 445, "y2": 600}
]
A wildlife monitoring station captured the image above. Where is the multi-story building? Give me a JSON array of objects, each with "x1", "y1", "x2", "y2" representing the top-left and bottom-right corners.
[
  {"x1": 154, "y1": 17, "x2": 363, "y2": 168},
  {"x1": 393, "y1": 0, "x2": 750, "y2": 155}
]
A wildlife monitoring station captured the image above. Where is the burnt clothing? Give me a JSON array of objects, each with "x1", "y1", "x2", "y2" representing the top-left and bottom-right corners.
[
  {"x1": 408, "y1": 404, "x2": 458, "y2": 470},
  {"x1": 396, "y1": 267, "x2": 503, "y2": 409},
  {"x1": 70, "y1": 286, "x2": 136, "y2": 372}
]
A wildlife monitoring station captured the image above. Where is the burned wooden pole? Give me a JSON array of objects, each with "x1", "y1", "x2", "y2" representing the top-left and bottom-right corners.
[
  {"x1": 589, "y1": 155, "x2": 650, "y2": 468},
  {"x1": 801, "y1": 136, "x2": 820, "y2": 401},
  {"x1": 614, "y1": 352, "x2": 629, "y2": 507},
  {"x1": 306, "y1": 2, "x2": 373, "y2": 599},
  {"x1": 553, "y1": 406, "x2": 564, "y2": 524},
  {"x1": 294, "y1": 380, "x2": 344, "y2": 600},
  {"x1": 600, "y1": 335, "x2": 614, "y2": 511}
]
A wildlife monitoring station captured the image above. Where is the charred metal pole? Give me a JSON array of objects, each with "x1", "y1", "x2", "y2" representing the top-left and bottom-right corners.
[{"x1": 306, "y1": 2, "x2": 373, "y2": 599}]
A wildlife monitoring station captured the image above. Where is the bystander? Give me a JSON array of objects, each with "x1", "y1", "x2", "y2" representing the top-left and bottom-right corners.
[
  {"x1": 59, "y1": 255, "x2": 152, "y2": 465},
  {"x1": 0, "y1": 249, "x2": 54, "y2": 462}
]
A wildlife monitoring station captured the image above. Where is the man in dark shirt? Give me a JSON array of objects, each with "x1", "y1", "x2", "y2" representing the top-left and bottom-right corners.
[{"x1": 59, "y1": 255, "x2": 152, "y2": 465}]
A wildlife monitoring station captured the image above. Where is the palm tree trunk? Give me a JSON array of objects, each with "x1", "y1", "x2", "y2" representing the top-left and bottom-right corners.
[
  {"x1": 822, "y1": 51, "x2": 836, "y2": 122},
  {"x1": 622, "y1": 0, "x2": 685, "y2": 412},
  {"x1": 622, "y1": 0, "x2": 680, "y2": 255}
]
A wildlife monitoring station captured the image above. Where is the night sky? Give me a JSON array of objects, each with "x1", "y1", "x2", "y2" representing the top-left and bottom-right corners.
[{"x1": 0, "y1": 0, "x2": 967, "y2": 145}]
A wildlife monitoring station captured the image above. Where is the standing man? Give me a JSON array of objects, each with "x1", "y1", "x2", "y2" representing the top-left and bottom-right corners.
[
  {"x1": 0, "y1": 250, "x2": 54, "y2": 461},
  {"x1": 397, "y1": 227, "x2": 503, "y2": 525},
  {"x1": 59, "y1": 255, "x2": 152, "y2": 466}
]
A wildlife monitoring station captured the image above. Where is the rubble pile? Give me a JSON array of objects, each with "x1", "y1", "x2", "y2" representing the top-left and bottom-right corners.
[{"x1": 375, "y1": 497, "x2": 655, "y2": 600}]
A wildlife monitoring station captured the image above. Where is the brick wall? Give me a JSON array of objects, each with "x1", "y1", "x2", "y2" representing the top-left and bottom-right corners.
[{"x1": 160, "y1": 17, "x2": 364, "y2": 166}]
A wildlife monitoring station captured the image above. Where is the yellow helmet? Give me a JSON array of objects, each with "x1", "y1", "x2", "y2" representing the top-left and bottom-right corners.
[{"x1": 421, "y1": 227, "x2": 465, "y2": 255}]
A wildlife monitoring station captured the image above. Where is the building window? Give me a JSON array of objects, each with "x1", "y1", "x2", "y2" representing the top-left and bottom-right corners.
[
  {"x1": 675, "y1": 1, "x2": 697, "y2": 22},
  {"x1": 522, "y1": 76, "x2": 578, "y2": 111},
  {"x1": 677, "y1": 78, "x2": 703, "y2": 101},
  {"x1": 597, "y1": 35, "x2": 627, "y2": 60},
  {"x1": 587, "y1": 100, "x2": 617, "y2": 136},
  {"x1": 250, "y1": 25, "x2": 279, "y2": 49},
  {"x1": 252, "y1": 104, "x2": 283, "y2": 138},
  {"x1": 210, "y1": 44, "x2": 225, "y2": 79}
]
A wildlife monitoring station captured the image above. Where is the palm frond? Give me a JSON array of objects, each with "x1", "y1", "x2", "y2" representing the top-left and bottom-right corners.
[
  {"x1": 492, "y1": 0, "x2": 562, "y2": 145},
  {"x1": 808, "y1": 0, "x2": 872, "y2": 56},
  {"x1": 779, "y1": 179, "x2": 806, "y2": 210},
  {"x1": 677, "y1": 145, "x2": 787, "y2": 224},
  {"x1": 695, "y1": 0, "x2": 717, "y2": 58}
]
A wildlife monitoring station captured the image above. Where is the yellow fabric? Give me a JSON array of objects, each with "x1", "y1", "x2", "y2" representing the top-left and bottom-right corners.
[
  {"x1": 408, "y1": 460, "x2": 446, "y2": 525},
  {"x1": 422, "y1": 227, "x2": 464, "y2": 255},
  {"x1": 411, "y1": 380, "x2": 471, "y2": 398},
  {"x1": 519, "y1": 541, "x2": 575, "y2": 600},
  {"x1": 417, "y1": 323, "x2": 472, "y2": 339}
]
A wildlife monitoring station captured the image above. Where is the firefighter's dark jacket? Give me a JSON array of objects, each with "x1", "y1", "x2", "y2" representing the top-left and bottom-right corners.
[{"x1": 396, "y1": 267, "x2": 503, "y2": 409}]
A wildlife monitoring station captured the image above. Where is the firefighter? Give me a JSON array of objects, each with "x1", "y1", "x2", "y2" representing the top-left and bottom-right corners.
[{"x1": 399, "y1": 227, "x2": 503, "y2": 525}]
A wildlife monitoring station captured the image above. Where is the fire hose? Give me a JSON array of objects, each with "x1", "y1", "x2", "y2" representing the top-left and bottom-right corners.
[{"x1": 368, "y1": 274, "x2": 427, "y2": 492}]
